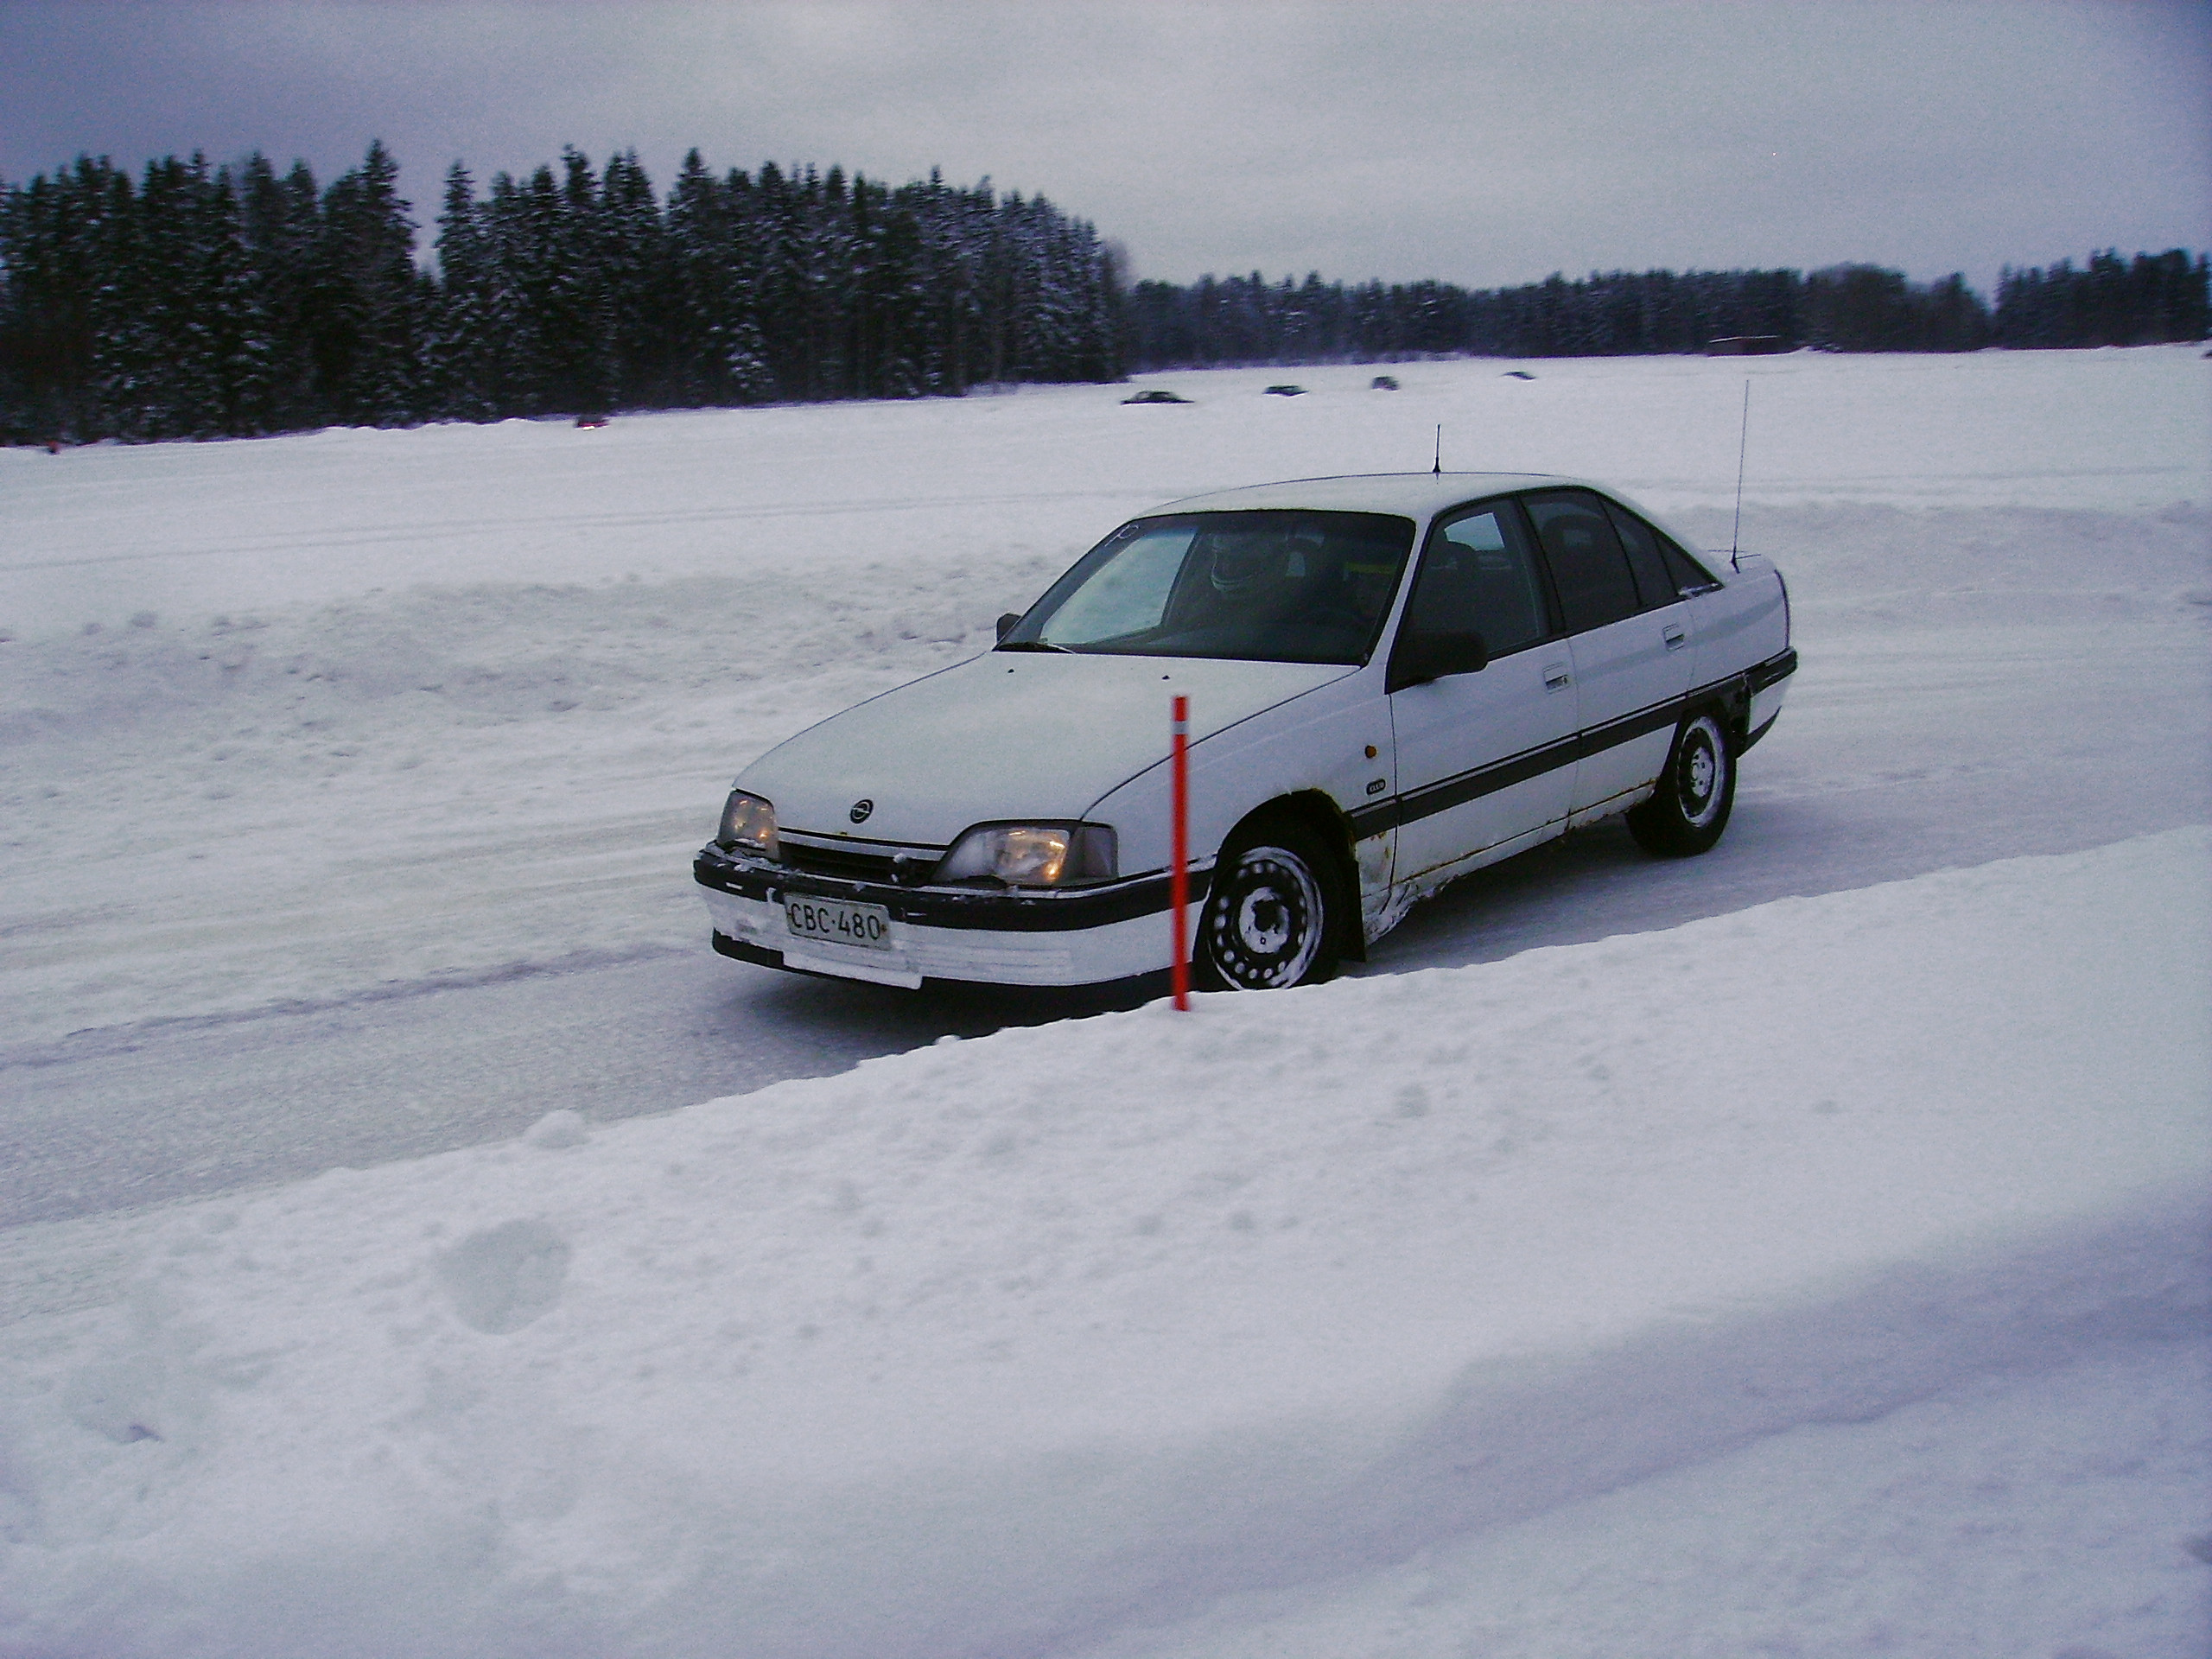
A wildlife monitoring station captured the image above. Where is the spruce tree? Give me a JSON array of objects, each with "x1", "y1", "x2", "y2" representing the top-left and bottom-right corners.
[{"x1": 313, "y1": 141, "x2": 426, "y2": 424}]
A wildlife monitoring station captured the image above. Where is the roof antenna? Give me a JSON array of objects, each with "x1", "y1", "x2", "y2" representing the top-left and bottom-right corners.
[
  {"x1": 1730, "y1": 379, "x2": 1751, "y2": 571},
  {"x1": 1433, "y1": 423, "x2": 1442, "y2": 475}
]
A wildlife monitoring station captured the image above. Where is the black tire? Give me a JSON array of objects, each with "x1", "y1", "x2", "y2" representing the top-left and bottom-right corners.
[
  {"x1": 1627, "y1": 710, "x2": 1736, "y2": 856},
  {"x1": 1198, "y1": 818, "x2": 1342, "y2": 990}
]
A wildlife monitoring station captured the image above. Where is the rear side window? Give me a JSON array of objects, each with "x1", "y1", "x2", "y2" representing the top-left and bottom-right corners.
[
  {"x1": 1658, "y1": 532, "x2": 1719, "y2": 594},
  {"x1": 1604, "y1": 502, "x2": 1681, "y2": 609},
  {"x1": 1523, "y1": 490, "x2": 1641, "y2": 634},
  {"x1": 1400, "y1": 504, "x2": 1550, "y2": 658},
  {"x1": 1602, "y1": 500, "x2": 1721, "y2": 600}
]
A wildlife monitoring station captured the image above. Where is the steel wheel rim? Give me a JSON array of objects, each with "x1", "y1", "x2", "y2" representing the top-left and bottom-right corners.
[
  {"x1": 1208, "y1": 844, "x2": 1323, "y2": 988},
  {"x1": 1679, "y1": 719, "x2": 1726, "y2": 827}
]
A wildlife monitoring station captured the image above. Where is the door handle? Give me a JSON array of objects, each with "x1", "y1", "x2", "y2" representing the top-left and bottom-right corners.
[
  {"x1": 1662, "y1": 626, "x2": 1687, "y2": 651},
  {"x1": 1542, "y1": 664, "x2": 1572, "y2": 690}
]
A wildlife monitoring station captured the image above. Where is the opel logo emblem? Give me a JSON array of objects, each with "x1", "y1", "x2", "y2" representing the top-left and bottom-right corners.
[{"x1": 849, "y1": 798, "x2": 874, "y2": 824}]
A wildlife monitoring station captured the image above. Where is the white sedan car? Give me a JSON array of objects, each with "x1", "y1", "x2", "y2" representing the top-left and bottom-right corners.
[{"x1": 695, "y1": 474, "x2": 1795, "y2": 993}]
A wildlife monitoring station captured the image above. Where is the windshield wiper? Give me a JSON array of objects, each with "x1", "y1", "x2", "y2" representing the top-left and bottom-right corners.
[{"x1": 995, "y1": 639, "x2": 1069, "y2": 652}]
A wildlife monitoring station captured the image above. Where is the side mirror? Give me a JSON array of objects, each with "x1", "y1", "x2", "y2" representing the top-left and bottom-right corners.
[
  {"x1": 995, "y1": 612, "x2": 1022, "y2": 643},
  {"x1": 1388, "y1": 629, "x2": 1488, "y2": 692}
]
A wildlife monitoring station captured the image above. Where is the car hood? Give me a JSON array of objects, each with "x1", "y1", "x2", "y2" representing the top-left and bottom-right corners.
[{"x1": 740, "y1": 651, "x2": 1357, "y2": 845}]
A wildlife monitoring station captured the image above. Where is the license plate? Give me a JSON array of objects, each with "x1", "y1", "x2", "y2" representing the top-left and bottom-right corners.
[{"x1": 784, "y1": 895, "x2": 895, "y2": 951}]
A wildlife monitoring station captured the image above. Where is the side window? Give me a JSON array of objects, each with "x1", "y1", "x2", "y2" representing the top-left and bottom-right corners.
[
  {"x1": 1658, "y1": 531, "x2": 1719, "y2": 594},
  {"x1": 1523, "y1": 490, "x2": 1641, "y2": 633},
  {"x1": 1400, "y1": 505, "x2": 1549, "y2": 658},
  {"x1": 1604, "y1": 501, "x2": 1680, "y2": 609}
]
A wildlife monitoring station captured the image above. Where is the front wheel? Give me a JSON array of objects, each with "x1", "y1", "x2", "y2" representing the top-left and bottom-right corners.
[
  {"x1": 1627, "y1": 710, "x2": 1736, "y2": 856},
  {"x1": 1198, "y1": 820, "x2": 1341, "y2": 990}
]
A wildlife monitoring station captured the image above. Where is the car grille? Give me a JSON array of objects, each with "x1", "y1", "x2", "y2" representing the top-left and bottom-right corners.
[{"x1": 777, "y1": 835, "x2": 936, "y2": 884}]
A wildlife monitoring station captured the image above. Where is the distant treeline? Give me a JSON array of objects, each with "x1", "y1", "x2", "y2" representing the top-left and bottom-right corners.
[
  {"x1": 0, "y1": 143, "x2": 1120, "y2": 442},
  {"x1": 1123, "y1": 252, "x2": 2209, "y2": 368},
  {"x1": 1, "y1": 139, "x2": 2205, "y2": 444}
]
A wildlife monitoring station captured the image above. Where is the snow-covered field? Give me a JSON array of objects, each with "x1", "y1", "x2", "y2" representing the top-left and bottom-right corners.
[
  {"x1": 5, "y1": 348, "x2": 2207, "y2": 1047},
  {"x1": 2, "y1": 346, "x2": 2209, "y2": 1654}
]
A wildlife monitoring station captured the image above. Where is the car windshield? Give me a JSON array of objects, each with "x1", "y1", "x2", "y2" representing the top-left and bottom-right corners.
[{"x1": 1001, "y1": 510, "x2": 1417, "y2": 664}]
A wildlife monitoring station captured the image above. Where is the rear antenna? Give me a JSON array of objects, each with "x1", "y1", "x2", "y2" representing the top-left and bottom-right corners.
[
  {"x1": 1433, "y1": 424, "x2": 1442, "y2": 474},
  {"x1": 1730, "y1": 379, "x2": 1751, "y2": 571}
]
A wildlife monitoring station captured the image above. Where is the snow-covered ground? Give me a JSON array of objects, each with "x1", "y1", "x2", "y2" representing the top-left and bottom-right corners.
[
  {"x1": 5, "y1": 347, "x2": 2207, "y2": 1050},
  {"x1": 2, "y1": 346, "x2": 2209, "y2": 1653},
  {"x1": 2, "y1": 836, "x2": 2207, "y2": 1656}
]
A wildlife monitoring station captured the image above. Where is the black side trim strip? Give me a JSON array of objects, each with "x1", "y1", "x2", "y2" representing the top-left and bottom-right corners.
[
  {"x1": 1745, "y1": 645, "x2": 1798, "y2": 695},
  {"x1": 1345, "y1": 800, "x2": 1395, "y2": 839},
  {"x1": 1575, "y1": 694, "x2": 1688, "y2": 760},
  {"x1": 1347, "y1": 729, "x2": 1583, "y2": 838},
  {"x1": 696, "y1": 847, "x2": 1211, "y2": 932},
  {"x1": 1357, "y1": 645, "x2": 1796, "y2": 840}
]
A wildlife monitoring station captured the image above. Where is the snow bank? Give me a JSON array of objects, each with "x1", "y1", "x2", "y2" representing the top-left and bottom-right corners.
[
  {"x1": 3, "y1": 830, "x2": 2204, "y2": 1657},
  {"x1": 1085, "y1": 1339, "x2": 2212, "y2": 1658},
  {"x1": 0, "y1": 554, "x2": 1050, "y2": 1046}
]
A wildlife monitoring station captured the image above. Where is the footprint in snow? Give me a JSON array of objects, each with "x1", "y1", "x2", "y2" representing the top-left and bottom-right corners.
[{"x1": 438, "y1": 1217, "x2": 571, "y2": 1335}]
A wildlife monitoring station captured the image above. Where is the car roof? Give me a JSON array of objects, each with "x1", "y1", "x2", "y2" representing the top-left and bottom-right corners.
[{"x1": 1146, "y1": 473, "x2": 1599, "y2": 520}]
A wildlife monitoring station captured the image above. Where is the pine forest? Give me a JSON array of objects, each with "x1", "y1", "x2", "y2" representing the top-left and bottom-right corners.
[{"x1": 1, "y1": 142, "x2": 2204, "y2": 444}]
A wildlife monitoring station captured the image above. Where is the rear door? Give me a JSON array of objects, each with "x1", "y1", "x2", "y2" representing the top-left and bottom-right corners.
[
  {"x1": 1385, "y1": 500, "x2": 1577, "y2": 885},
  {"x1": 1522, "y1": 489, "x2": 1695, "y2": 819}
]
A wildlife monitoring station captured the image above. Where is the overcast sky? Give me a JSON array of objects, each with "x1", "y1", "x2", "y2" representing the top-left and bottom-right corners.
[{"x1": 3, "y1": 1, "x2": 2206, "y2": 293}]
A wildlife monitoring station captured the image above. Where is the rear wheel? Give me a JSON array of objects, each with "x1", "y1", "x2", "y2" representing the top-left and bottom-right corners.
[
  {"x1": 1627, "y1": 710, "x2": 1736, "y2": 856},
  {"x1": 1198, "y1": 819, "x2": 1341, "y2": 990}
]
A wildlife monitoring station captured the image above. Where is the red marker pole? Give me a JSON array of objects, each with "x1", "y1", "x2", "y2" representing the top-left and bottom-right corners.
[{"x1": 1170, "y1": 693, "x2": 1190, "y2": 1010}]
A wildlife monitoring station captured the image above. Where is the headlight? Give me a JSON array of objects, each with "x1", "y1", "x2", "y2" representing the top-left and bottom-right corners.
[
  {"x1": 717, "y1": 790, "x2": 778, "y2": 856},
  {"x1": 935, "y1": 823, "x2": 1116, "y2": 887}
]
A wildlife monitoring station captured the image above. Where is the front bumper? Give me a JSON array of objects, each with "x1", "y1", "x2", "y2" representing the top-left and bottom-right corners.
[{"x1": 693, "y1": 843, "x2": 1210, "y2": 989}]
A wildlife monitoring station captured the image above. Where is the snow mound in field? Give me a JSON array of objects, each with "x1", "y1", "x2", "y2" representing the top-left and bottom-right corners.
[{"x1": 1, "y1": 830, "x2": 2205, "y2": 1658}]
